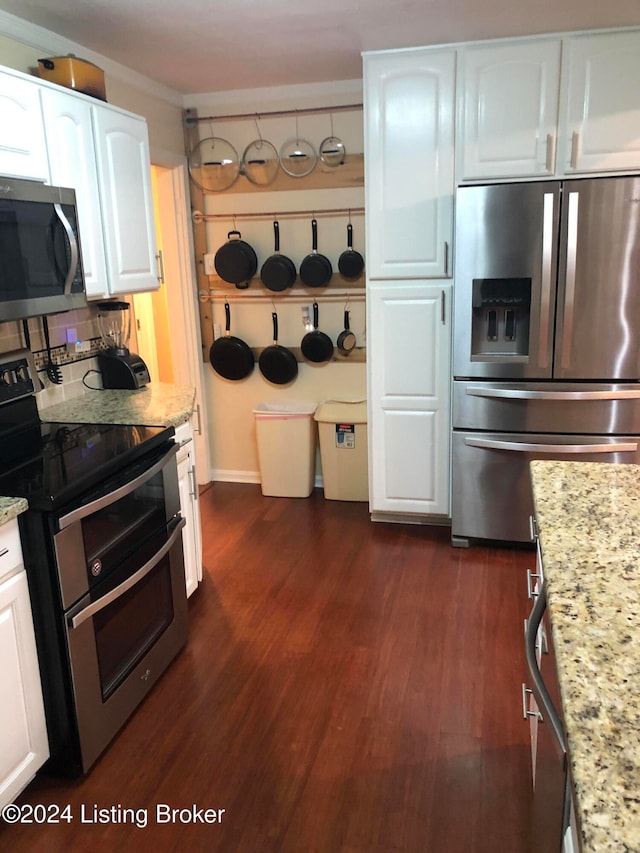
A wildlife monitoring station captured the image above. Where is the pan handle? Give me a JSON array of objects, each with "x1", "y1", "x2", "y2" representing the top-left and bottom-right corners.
[
  {"x1": 272, "y1": 311, "x2": 278, "y2": 344},
  {"x1": 224, "y1": 302, "x2": 231, "y2": 336},
  {"x1": 344, "y1": 309, "x2": 350, "y2": 330},
  {"x1": 313, "y1": 301, "x2": 319, "y2": 330},
  {"x1": 273, "y1": 220, "x2": 280, "y2": 253},
  {"x1": 347, "y1": 223, "x2": 353, "y2": 250},
  {"x1": 311, "y1": 218, "x2": 318, "y2": 253}
]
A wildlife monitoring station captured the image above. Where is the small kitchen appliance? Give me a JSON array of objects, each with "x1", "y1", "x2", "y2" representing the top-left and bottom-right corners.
[{"x1": 96, "y1": 300, "x2": 150, "y2": 389}]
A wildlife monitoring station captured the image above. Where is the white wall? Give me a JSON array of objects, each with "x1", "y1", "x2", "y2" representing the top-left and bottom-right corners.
[{"x1": 188, "y1": 80, "x2": 367, "y2": 482}]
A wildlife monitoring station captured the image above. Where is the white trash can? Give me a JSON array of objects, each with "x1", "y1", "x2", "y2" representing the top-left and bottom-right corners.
[
  {"x1": 253, "y1": 401, "x2": 317, "y2": 497},
  {"x1": 314, "y1": 400, "x2": 368, "y2": 501}
]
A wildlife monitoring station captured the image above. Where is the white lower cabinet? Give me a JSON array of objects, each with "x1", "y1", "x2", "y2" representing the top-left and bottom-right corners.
[
  {"x1": 0, "y1": 519, "x2": 49, "y2": 808},
  {"x1": 367, "y1": 282, "x2": 452, "y2": 516},
  {"x1": 175, "y1": 420, "x2": 202, "y2": 598}
]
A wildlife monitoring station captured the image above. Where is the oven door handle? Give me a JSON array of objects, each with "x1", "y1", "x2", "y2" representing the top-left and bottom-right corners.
[
  {"x1": 59, "y1": 443, "x2": 179, "y2": 530},
  {"x1": 67, "y1": 516, "x2": 186, "y2": 630},
  {"x1": 464, "y1": 437, "x2": 638, "y2": 453}
]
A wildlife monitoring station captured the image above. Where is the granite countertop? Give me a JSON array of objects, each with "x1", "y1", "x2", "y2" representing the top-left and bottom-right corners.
[
  {"x1": 38, "y1": 382, "x2": 195, "y2": 428},
  {"x1": 530, "y1": 460, "x2": 640, "y2": 853},
  {"x1": 0, "y1": 496, "x2": 28, "y2": 526}
]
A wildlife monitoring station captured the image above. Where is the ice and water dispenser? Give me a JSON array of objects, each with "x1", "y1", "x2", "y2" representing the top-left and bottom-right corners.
[{"x1": 470, "y1": 278, "x2": 531, "y2": 358}]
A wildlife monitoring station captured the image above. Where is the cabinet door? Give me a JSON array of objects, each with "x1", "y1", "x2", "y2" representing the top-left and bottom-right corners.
[
  {"x1": 561, "y1": 31, "x2": 640, "y2": 173},
  {"x1": 0, "y1": 571, "x2": 49, "y2": 808},
  {"x1": 40, "y1": 89, "x2": 109, "y2": 300},
  {"x1": 367, "y1": 283, "x2": 452, "y2": 515},
  {"x1": 0, "y1": 72, "x2": 49, "y2": 182},
  {"x1": 364, "y1": 50, "x2": 454, "y2": 279},
  {"x1": 459, "y1": 40, "x2": 561, "y2": 179},
  {"x1": 93, "y1": 107, "x2": 159, "y2": 294}
]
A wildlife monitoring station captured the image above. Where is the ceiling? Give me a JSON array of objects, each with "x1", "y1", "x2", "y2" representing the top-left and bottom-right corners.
[{"x1": 1, "y1": 0, "x2": 639, "y2": 94}]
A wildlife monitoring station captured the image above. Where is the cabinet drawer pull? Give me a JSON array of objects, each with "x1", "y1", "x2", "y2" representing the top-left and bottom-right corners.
[
  {"x1": 545, "y1": 133, "x2": 555, "y2": 172},
  {"x1": 570, "y1": 131, "x2": 579, "y2": 169},
  {"x1": 521, "y1": 683, "x2": 539, "y2": 720},
  {"x1": 0, "y1": 547, "x2": 8, "y2": 558},
  {"x1": 526, "y1": 568, "x2": 541, "y2": 600},
  {"x1": 444, "y1": 241, "x2": 449, "y2": 276},
  {"x1": 529, "y1": 515, "x2": 538, "y2": 542}
]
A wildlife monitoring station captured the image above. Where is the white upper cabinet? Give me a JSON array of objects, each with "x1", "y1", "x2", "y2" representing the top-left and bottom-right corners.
[
  {"x1": 458, "y1": 40, "x2": 561, "y2": 180},
  {"x1": 560, "y1": 31, "x2": 640, "y2": 173},
  {"x1": 40, "y1": 89, "x2": 110, "y2": 300},
  {"x1": 364, "y1": 48, "x2": 455, "y2": 279},
  {"x1": 93, "y1": 107, "x2": 159, "y2": 295},
  {"x1": 0, "y1": 72, "x2": 49, "y2": 182}
]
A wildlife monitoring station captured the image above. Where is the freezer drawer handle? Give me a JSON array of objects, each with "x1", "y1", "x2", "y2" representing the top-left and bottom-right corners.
[
  {"x1": 465, "y1": 387, "x2": 640, "y2": 401},
  {"x1": 464, "y1": 437, "x2": 638, "y2": 453}
]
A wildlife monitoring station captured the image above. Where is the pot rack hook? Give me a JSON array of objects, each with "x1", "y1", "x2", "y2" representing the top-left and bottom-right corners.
[
  {"x1": 253, "y1": 114, "x2": 264, "y2": 145},
  {"x1": 329, "y1": 111, "x2": 335, "y2": 138}
]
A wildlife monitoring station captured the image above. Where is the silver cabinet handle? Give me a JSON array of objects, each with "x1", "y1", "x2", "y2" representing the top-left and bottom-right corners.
[
  {"x1": 194, "y1": 403, "x2": 202, "y2": 436},
  {"x1": 0, "y1": 547, "x2": 8, "y2": 559},
  {"x1": 528, "y1": 515, "x2": 539, "y2": 543},
  {"x1": 561, "y1": 191, "x2": 579, "y2": 369},
  {"x1": 464, "y1": 437, "x2": 637, "y2": 453},
  {"x1": 570, "y1": 131, "x2": 579, "y2": 169},
  {"x1": 156, "y1": 249, "x2": 165, "y2": 284},
  {"x1": 521, "y1": 683, "x2": 539, "y2": 720},
  {"x1": 188, "y1": 464, "x2": 198, "y2": 501},
  {"x1": 539, "y1": 192, "x2": 554, "y2": 369},
  {"x1": 441, "y1": 290, "x2": 446, "y2": 325},
  {"x1": 54, "y1": 203, "x2": 79, "y2": 296},
  {"x1": 59, "y1": 443, "x2": 179, "y2": 529},
  {"x1": 68, "y1": 516, "x2": 185, "y2": 630},
  {"x1": 526, "y1": 568, "x2": 541, "y2": 598},
  {"x1": 466, "y1": 386, "x2": 640, "y2": 401},
  {"x1": 444, "y1": 242, "x2": 449, "y2": 276},
  {"x1": 545, "y1": 133, "x2": 556, "y2": 172}
]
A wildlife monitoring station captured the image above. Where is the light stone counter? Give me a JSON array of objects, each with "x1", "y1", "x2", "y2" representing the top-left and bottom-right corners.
[
  {"x1": 530, "y1": 460, "x2": 640, "y2": 853},
  {"x1": 0, "y1": 496, "x2": 28, "y2": 526},
  {"x1": 37, "y1": 382, "x2": 195, "y2": 428}
]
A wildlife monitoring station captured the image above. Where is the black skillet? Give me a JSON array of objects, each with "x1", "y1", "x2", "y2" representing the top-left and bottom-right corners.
[
  {"x1": 214, "y1": 230, "x2": 258, "y2": 289},
  {"x1": 260, "y1": 221, "x2": 296, "y2": 292},
  {"x1": 209, "y1": 302, "x2": 255, "y2": 380},
  {"x1": 259, "y1": 312, "x2": 298, "y2": 384},
  {"x1": 338, "y1": 223, "x2": 365, "y2": 279},
  {"x1": 299, "y1": 219, "x2": 332, "y2": 288},
  {"x1": 301, "y1": 302, "x2": 334, "y2": 363}
]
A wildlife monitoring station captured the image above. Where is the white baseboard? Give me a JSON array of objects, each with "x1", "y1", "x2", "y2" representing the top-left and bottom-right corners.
[
  {"x1": 370, "y1": 511, "x2": 452, "y2": 526},
  {"x1": 210, "y1": 469, "x2": 325, "y2": 488}
]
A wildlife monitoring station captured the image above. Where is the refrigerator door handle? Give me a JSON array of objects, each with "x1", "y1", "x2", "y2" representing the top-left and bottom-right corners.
[
  {"x1": 464, "y1": 437, "x2": 638, "y2": 453},
  {"x1": 561, "y1": 191, "x2": 579, "y2": 370},
  {"x1": 465, "y1": 387, "x2": 640, "y2": 401},
  {"x1": 539, "y1": 193, "x2": 555, "y2": 369}
]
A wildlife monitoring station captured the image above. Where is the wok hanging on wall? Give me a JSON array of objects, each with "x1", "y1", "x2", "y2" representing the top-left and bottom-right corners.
[{"x1": 209, "y1": 302, "x2": 255, "y2": 380}]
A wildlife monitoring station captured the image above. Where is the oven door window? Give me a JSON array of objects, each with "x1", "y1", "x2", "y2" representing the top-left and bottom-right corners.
[{"x1": 93, "y1": 552, "x2": 174, "y2": 700}]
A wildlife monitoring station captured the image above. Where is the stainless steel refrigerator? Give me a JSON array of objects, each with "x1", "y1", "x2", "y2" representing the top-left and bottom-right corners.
[{"x1": 452, "y1": 176, "x2": 640, "y2": 545}]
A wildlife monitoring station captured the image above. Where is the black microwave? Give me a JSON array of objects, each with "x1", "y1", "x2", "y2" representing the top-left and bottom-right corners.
[{"x1": 0, "y1": 176, "x2": 86, "y2": 321}]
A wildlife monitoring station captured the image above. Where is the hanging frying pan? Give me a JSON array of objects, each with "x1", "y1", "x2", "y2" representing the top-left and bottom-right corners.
[
  {"x1": 214, "y1": 229, "x2": 258, "y2": 289},
  {"x1": 338, "y1": 223, "x2": 365, "y2": 279},
  {"x1": 259, "y1": 312, "x2": 298, "y2": 385},
  {"x1": 337, "y1": 309, "x2": 356, "y2": 354},
  {"x1": 209, "y1": 302, "x2": 255, "y2": 380},
  {"x1": 301, "y1": 302, "x2": 334, "y2": 363},
  {"x1": 260, "y1": 221, "x2": 297, "y2": 292},
  {"x1": 299, "y1": 219, "x2": 332, "y2": 288}
]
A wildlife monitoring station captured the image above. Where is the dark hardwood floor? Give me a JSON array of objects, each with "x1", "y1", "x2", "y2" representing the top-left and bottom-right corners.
[{"x1": 4, "y1": 484, "x2": 534, "y2": 852}]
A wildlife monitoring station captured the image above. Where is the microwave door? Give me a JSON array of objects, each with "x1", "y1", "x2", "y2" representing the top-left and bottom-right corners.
[{"x1": 554, "y1": 176, "x2": 640, "y2": 381}]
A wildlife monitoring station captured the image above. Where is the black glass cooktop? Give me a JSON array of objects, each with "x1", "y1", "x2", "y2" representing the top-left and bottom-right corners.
[{"x1": 0, "y1": 396, "x2": 173, "y2": 513}]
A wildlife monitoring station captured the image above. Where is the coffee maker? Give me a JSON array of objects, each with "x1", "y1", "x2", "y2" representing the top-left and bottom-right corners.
[{"x1": 96, "y1": 301, "x2": 150, "y2": 389}]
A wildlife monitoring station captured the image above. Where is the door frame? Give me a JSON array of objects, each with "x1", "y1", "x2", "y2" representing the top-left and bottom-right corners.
[{"x1": 148, "y1": 146, "x2": 210, "y2": 483}]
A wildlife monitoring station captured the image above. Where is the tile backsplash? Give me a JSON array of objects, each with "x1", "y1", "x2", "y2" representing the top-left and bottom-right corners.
[{"x1": 0, "y1": 305, "x2": 106, "y2": 406}]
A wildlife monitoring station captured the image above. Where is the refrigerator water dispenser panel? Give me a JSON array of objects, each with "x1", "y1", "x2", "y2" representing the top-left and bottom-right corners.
[{"x1": 471, "y1": 278, "x2": 531, "y2": 358}]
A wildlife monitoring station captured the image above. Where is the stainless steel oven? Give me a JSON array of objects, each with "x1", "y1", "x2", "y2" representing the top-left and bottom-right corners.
[
  {"x1": 51, "y1": 442, "x2": 187, "y2": 773},
  {"x1": 0, "y1": 350, "x2": 188, "y2": 776}
]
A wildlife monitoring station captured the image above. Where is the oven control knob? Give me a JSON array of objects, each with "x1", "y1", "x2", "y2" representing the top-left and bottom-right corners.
[
  {"x1": 16, "y1": 364, "x2": 30, "y2": 383},
  {"x1": 1, "y1": 369, "x2": 16, "y2": 385},
  {"x1": 90, "y1": 558, "x2": 102, "y2": 577}
]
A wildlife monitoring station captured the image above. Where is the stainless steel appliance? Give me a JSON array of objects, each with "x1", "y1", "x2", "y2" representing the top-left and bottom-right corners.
[
  {"x1": 452, "y1": 177, "x2": 640, "y2": 545},
  {"x1": 0, "y1": 176, "x2": 86, "y2": 319},
  {"x1": 0, "y1": 349, "x2": 187, "y2": 775},
  {"x1": 525, "y1": 585, "x2": 572, "y2": 852},
  {"x1": 97, "y1": 300, "x2": 150, "y2": 389}
]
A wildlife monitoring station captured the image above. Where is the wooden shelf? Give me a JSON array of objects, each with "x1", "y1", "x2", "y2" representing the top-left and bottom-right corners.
[{"x1": 203, "y1": 153, "x2": 364, "y2": 194}]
